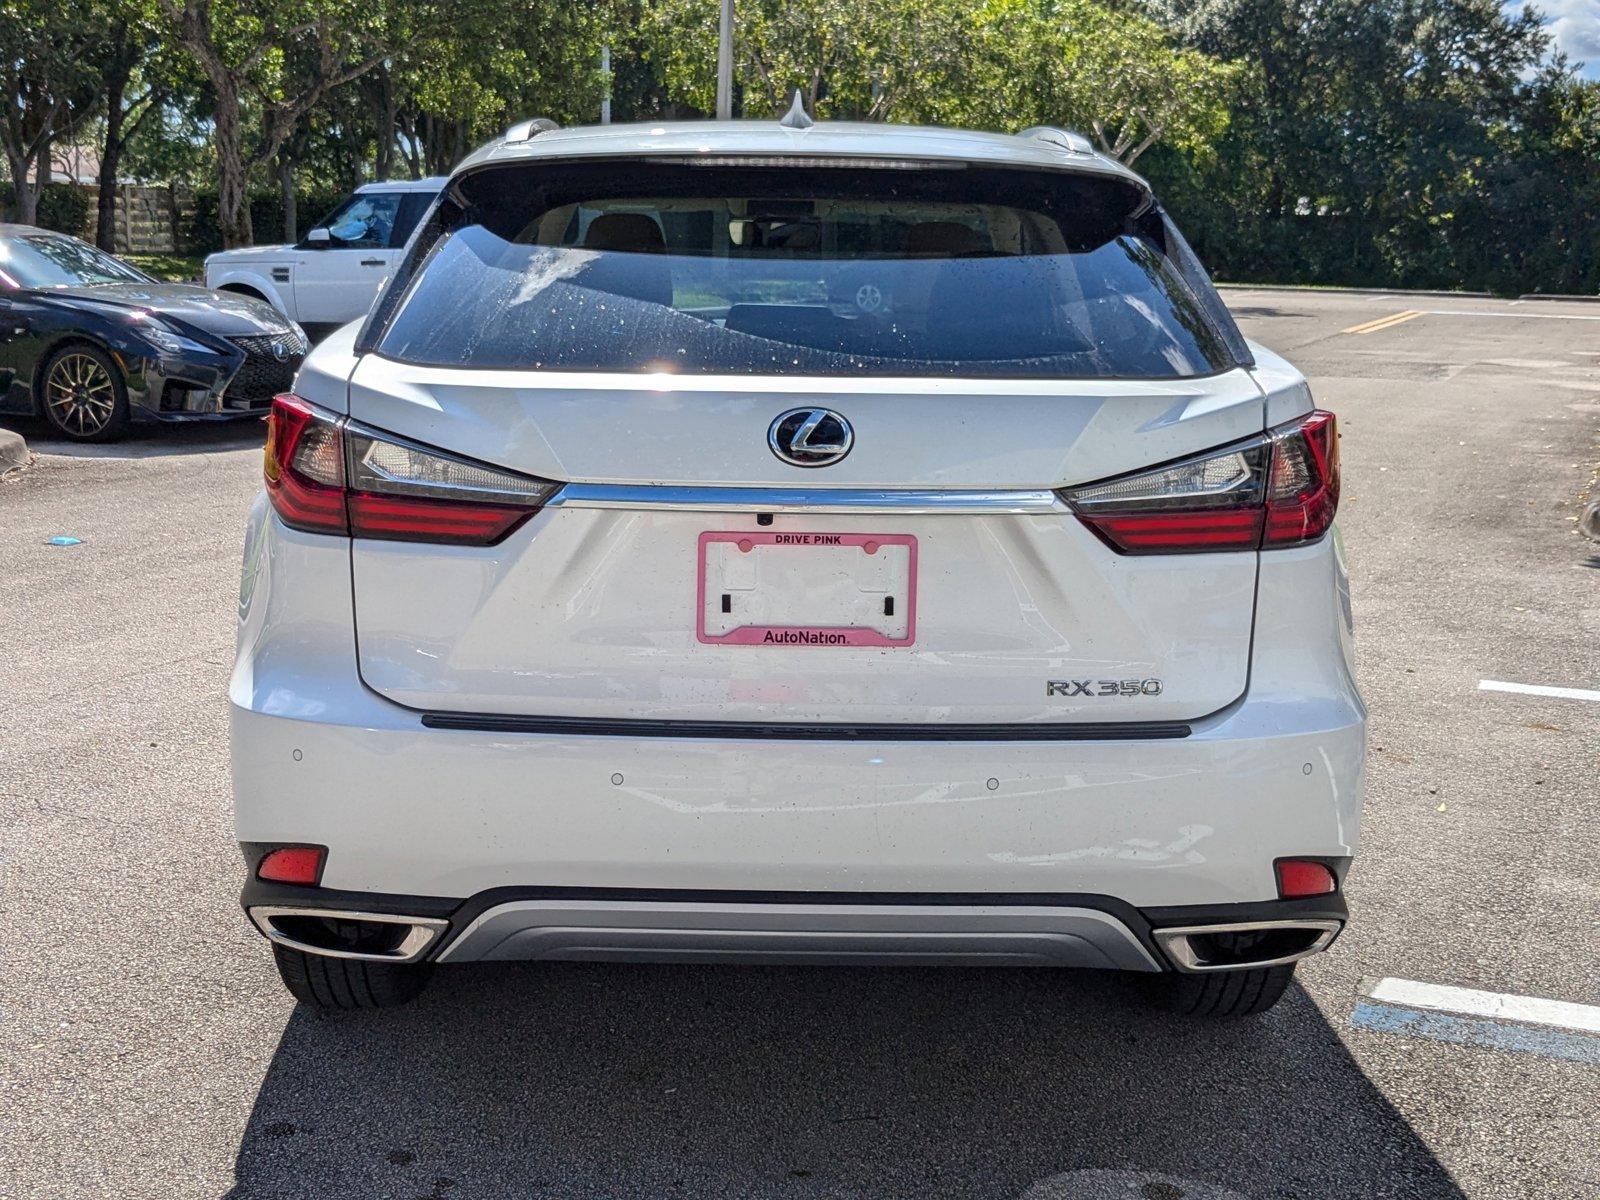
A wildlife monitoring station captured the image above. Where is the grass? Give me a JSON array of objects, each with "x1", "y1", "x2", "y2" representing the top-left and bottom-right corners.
[{"x1": 126, "y1": 253, "x2": 205, "y2": 283}]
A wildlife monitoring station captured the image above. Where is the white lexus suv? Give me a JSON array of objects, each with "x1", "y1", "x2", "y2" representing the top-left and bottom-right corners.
[{"x1": 232, "y1": 116, "x2": 1363, "y2": 1017}]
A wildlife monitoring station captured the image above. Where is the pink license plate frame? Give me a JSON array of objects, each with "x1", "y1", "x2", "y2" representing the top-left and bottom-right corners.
[{"x1": 696, "y1": 530, "x2": 918, "y2": 648}]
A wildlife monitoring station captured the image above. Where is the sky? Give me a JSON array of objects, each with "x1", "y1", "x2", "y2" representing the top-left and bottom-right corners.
[{"x1": 1508, "y1": 0, "x2": 1600, "y2": 77}]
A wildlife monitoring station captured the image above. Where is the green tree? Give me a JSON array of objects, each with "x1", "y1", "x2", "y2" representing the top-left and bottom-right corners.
[
  {"x1": 0, "y1": 0, "x2": 99, "y2": 223},
  {"x1": 384, "y1": 0, "x2": 606, "y2": 177},
  {"x1": 158, "y1": 0, "x2": 394, "y2": 246},
  {"x1": 1145, "y1": 0, "x2": 1558, "y2": 287},
  {"x1": 644, "y1": 0, "x2": 986, "y2": 121},
  {"x1": 82, "y1": 0, "x2": 173, "y2": 248},
  {"x1": 1463, "y1": 69, "x2": 1600, "y2": 293},
  {"x1": 966, "y1": 0, "x2": 1240, "y2": 164},
  {"x1": 643, "y1": 0, "x2": 1235, "y2": 164}
]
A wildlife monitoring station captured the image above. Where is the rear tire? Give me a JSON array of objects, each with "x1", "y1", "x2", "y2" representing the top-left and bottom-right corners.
[
  {"x1": 1147, "y1": 962, "x2": 1296, "y2": 1018},
  {"x1": 272, "y1": 943, "x2": 432, "y2": 1010}
]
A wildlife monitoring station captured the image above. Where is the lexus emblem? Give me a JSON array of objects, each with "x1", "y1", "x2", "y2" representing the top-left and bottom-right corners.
[
  {"x1": 270, "y1": 340, "x2": 291, "y2": 362},
  {"x1": 769, "y1": 407, "x2": 853, "y2": 468}
]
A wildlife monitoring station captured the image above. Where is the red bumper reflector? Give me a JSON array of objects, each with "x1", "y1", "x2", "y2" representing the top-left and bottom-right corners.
[
  {"x1": 257, "y1": 846, "x2": 325, "y2": 886},
  {"x1": 1275, "y1": 859, "x2": 1337, "y2": 898}
]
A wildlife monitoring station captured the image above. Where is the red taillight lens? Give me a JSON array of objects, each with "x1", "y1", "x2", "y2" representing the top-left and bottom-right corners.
[
  {"x1": 264, "y1": 395, "x2": 348, "y2": 534},
  {"x1": 1275, "y1": 858, "x2": 1337, "y2": 898},
  {"x1": 1059, "y1": 410, "x2": 1340, "y2": 554},
  {"x1": 1264, "y1": 409, "x2": 1339, "y2": 546},
  {"x1": 264, "y1": 395, "x2": 556, "y2": 545},
  {"x1": 346, "y1": 492, "x2": 535, "y2": 543},
  {"x1": 257, "y1": 845, "x2": 326, "y2": 886},
  {"x1": 1079, "y1": 505, "x2": 1265, "y2": 552}
]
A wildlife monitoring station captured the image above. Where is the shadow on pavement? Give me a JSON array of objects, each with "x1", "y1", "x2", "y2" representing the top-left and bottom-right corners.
[
  {"x1": 226, "y1": 963, "x2": 1464, "y2": 1200},
  {"x1": 0, "y1": 414, "x2": 264, "y2": 459},
  {"x1": 1219, "y1": 306, "x2": 1294, "y2": 320}
]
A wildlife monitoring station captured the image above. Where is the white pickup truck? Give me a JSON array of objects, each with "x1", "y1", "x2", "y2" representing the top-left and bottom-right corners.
[{"x1": 203, "y1": 178, "x2": 444, "y2": 339}]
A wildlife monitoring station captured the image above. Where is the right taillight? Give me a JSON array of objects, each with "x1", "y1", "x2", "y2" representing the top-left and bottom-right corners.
[
  {"x1": 1059, "y1": 409, "x2": 1340, "y2": 554},
  {"x1": 1262, "y1": 409, "x2": 1339, "y2": 546},
  {"x1": 264, "y1": 394, "x2": 557, "y2": 544}
]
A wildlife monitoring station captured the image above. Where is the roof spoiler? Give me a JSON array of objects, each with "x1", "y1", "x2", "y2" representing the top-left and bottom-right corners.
[{"x1": 503, "y1": 117, "x2": 560, "y2": 143}]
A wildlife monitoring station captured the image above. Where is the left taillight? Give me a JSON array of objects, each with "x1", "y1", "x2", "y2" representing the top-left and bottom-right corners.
[
  {"x1": 264, "y1": 394, "x2": 557, "y2": 545},
  {"x1": 264, "y1": 395, "x2": 347, "y2": 534},
  {"x1": 1058, "y1": 409, "x2": 1341, "y2": 555}
]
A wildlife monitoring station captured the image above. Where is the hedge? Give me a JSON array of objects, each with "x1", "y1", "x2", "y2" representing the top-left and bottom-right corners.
[
  {"x1": 0, "y1": 182, "x2": 348, "y2": 255},
  {"x1": 184, "y1": 188, "x2": 348, "y2": 254},
  {"x1": 0, "y1": 182, "x2": 93, "y2": 235}
]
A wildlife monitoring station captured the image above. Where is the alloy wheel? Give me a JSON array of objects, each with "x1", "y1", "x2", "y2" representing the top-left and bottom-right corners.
[{"x1": 45, "y1": 353, "x2": 119, "y2": 437}]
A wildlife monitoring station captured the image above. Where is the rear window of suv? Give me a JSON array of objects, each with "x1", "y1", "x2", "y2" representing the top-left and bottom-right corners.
[{"x1": 369, "y1": 161, "x2": 1244, "y2": 380}]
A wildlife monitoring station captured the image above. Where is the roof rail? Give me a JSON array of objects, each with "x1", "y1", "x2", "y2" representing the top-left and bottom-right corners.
[
  {"x1": 1018, "y1": 126, "x2": 1095, "y2": 156},
  {"x1": 503, "y1": 117, "x2": 560, "y2": 143}
]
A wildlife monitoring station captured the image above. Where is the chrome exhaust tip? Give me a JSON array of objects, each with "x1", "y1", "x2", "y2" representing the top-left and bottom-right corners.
[
  {"x1": 1153, "y1": 919, "x2": 1342, "y2": 973},
  {"x1": 248, "y1": 906, "x2": 449, "y2": 964}
]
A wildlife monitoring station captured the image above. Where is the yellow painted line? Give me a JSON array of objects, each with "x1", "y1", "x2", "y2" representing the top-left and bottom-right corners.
[
  {"x1": 1341, "y1": 309, "x2": 1423, "y2": 335},
  {"x1": 1369, "y1": 309, "x2": 1424, "y2": 332}
]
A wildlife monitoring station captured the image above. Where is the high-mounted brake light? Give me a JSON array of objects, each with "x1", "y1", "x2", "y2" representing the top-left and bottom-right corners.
[
  {"x1": 1058, "y1": 410, "x2": 1340, "y2": 554},
  {"x1": 264, "y1": 395, "x2": 557, "y2": 545}
]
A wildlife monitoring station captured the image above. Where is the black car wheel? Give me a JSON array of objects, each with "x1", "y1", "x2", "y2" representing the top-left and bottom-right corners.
[
  {"x1": 41, "y1": 344, "x2": 129, "y2": 442},
  {"x1": 1146, "y1": 962, "x2": 1297, "y2": 1017},
  {"x1": 272, "y1": 944, "x2": 433, "y2": 1010}
]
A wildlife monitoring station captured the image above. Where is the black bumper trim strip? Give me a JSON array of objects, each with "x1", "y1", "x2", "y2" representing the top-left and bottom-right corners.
[{"x1": 418, "y1": 713, "x2": 1193, "y2": 741}]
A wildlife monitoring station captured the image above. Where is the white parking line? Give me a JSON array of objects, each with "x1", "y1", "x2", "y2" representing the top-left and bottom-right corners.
[
  {"x1": 1365, "y1": 978, "x2": 1600, "y2": 1034},
  {"x1": 1421, "y1": 308, "x2": 1600, "y2": 321},
  {"x1": 1478, "y1": 678, "x2": 1600, "y2": 702},
  {"x1": 1353, "y1": 978, "x2": 1600, "y2": 1064}
]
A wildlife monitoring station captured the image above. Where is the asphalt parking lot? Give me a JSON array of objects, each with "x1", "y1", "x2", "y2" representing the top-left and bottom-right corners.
[{"x1": 1, "y1": 289, "x2": 1596, "y2": 1200}]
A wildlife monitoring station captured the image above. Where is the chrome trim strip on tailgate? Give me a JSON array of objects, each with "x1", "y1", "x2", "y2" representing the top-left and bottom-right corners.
[
  {"x1": 549, "y1": 484, "x2": 1065, "y2": 514},
  {"x1": 420, "y1": 713, "x2": 1193, "y2": 741}
]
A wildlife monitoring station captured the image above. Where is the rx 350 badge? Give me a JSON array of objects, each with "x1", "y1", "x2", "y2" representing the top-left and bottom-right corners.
[{"x1": 1047, "y1": 678, "x2": 1164, "y2": 697}]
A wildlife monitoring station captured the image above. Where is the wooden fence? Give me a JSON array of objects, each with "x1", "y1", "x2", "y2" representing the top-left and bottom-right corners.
[{"x1": 65, "y1": 184, "x2": 193, "y2": 255}]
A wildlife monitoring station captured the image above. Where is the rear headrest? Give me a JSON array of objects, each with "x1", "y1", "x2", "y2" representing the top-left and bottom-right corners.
[
  {"x1": 904, "y1": 221, "x2": 983, "y2": 257},
  {"x1": 582, "y1": 213, "x2": 666, "y2": 253}
]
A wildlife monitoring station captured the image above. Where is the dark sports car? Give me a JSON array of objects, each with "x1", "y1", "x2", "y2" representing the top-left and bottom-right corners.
[{"x1": 0, "y1": 225, "x2": 307, "y2": 442}]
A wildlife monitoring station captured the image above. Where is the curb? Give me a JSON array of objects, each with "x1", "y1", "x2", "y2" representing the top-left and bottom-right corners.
[
  {"x1": 0, "y1": 426, "x2": 29, "y2": 475},
  {"x1": 1218, "y1": 282, "x2": 1600, "y2": 304},
  {"x1": 1217, "y1": 283, "x2": 1495, "y2": 298},
  {"x1": 1517, "y1": 293, "x2": 1600, "y2": 304}
]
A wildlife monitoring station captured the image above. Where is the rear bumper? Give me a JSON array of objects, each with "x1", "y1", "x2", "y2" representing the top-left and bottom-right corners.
[
  {"x1": 233, "y1": 698, "x2": 1363, "y2": 906},
  {"x1": 239, "y1": 875, "x2": 1349, "y2": 972},
  {"x1": 232, "y1": 506, "x2": 1366, "y2": 927}
]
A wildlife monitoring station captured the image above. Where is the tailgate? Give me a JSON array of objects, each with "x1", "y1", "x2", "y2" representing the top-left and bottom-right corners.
[{"x1": 346, "y1": 360, "x2": 1266, "y2": 726}]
